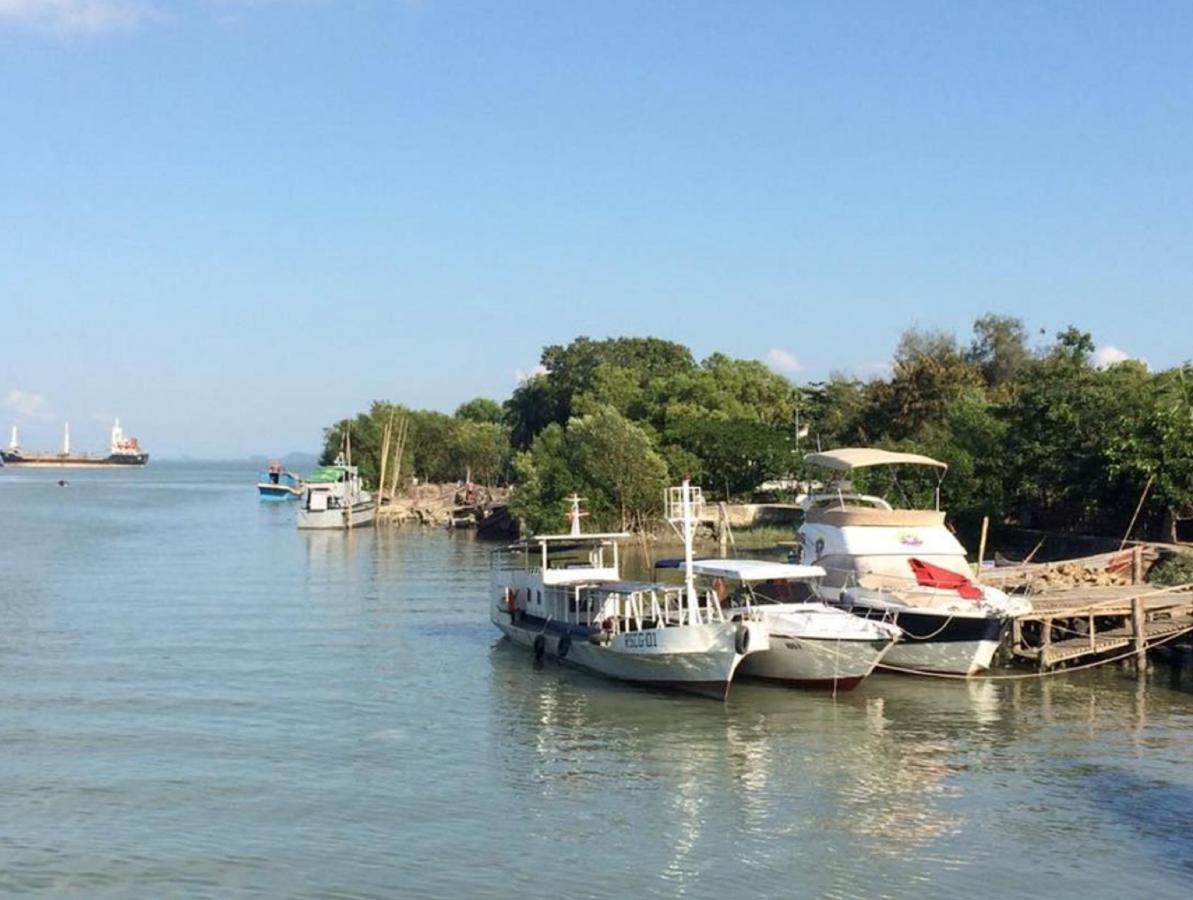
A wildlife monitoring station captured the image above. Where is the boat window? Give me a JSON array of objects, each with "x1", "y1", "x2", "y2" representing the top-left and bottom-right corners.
[{"x1": 536, "y1": 591, "x2": 541, "y2": 605}]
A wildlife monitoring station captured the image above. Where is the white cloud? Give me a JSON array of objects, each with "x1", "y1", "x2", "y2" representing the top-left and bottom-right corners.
[
  {"x1": 0, "y1": 0, "x2": 159, "y2": 34},
  {"x1": 513, "y1": 364, "x2": 547, "y2": 385},
  {"x1": 1091, "y1": 345, "x2": 1141, "y2": 369},
  {"x1": 765, "y1": 348, "x2": 803, "y2": 373},
  {"x1": 2, "y1": 388, "x2": 52, "y2": 420}
]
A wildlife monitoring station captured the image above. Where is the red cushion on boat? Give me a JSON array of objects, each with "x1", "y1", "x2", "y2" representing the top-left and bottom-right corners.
[{"x1": 908, "y1": 558, "x2": 983, "y2": 600}]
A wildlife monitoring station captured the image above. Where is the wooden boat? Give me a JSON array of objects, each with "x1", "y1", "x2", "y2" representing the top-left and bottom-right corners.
[
  {"x1": 258, "y1": 462, "x2": 302, "y2": 501},
  {"x1": 296, "y1": 462, "x2": 375, "y2": 529}
]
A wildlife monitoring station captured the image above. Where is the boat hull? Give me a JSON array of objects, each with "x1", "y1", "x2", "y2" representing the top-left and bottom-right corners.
[
  {"x1": 0, "y1": 453, "x2": 148, "y2": 468},
  {"x1": 494, "y1": 613, "x2": 757, "y2": 700},
  {"x1": 738, "y1": 635, "x2": 891, "y2": 689},
  {"x1": 296, "y1": 501, "x2": 376, "y2": 530},
  {"x1": 258, "y1": 484, "x2": 301, "y2": 501},
  {"x1": 845, "y1": 604, "x2": 1005, "y2": 675}
]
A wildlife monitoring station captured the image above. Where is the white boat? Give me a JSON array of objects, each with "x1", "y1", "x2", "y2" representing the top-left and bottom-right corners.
[
  {"x1": 296, "y1": 461, "x2": 375, "y2": 530},
  {"x1": 686, "y1": 558, "x2": 900, "y2": 690},
  {"x1": 489, "y1": 483, "x2": 771, "y2": 700},
  {"x1": 795, "y1": 448, "x2": 1031, "y2": 676}
]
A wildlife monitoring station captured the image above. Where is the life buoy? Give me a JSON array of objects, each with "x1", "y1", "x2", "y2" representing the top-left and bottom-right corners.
[
  {"x1": 557, "y1": 632, "x2": 572, "y2": 659},
  {"x1": 734, "y1": 623, "x2": 750, "y2": 655},
  {"x1": 533, "y1": 634, "x2": 546, "y2": 661}
]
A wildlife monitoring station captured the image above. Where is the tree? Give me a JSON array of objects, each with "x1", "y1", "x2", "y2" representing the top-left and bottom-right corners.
[
  {"x1": 664, "y1": 415, "x2": 796, "y2": 499},
  {"x1": 509, "y1": 406, "x2": 668, "y2": 532},
  {"x1": 861, "y1": 329, "x2": 981, "y2": 442},
  {"x1": 967, "y1": 314, "x2": 1031, "y2": 388},
  {"x1": 504, "y1": 336, "x2": 695, "y2": 449},
  {"x1": 454, "y1": 397, "x2": 504, "y2": 424}
]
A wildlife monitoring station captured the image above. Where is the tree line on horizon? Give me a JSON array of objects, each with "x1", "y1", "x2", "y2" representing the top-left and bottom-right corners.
[{"x1": 321, "y1": 316, "x2": 1193, "y2": 541}]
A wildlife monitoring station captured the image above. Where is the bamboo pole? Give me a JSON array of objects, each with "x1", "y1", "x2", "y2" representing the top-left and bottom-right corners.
[
  {"x1": 975, "y1": 515, "x2": 990, "y2": 582},
  {"x1": 1119, "y1": 475, "x2": 1155, "y2": 551},
  {"x1": 389, "y1": 415, "x2": 407, "y2": 507},
  {"x1": 345, "y1": 423, "x2": 353, "y2": 531},
  {"x1": 376, "y1": 410, "x2": 394, "y2": 516}
]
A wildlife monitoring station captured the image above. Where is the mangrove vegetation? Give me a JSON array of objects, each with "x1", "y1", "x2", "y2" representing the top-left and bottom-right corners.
[{"x1": 321, "y1": 317, "x2": 1193, "y2": 541}]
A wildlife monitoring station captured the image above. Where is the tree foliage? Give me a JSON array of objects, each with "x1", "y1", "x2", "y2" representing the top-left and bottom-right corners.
[
  {"x1": 319, "y1": 319, "x2": 1193, "y2": 539},
  {"x1": 509, "y1": 406, "x2": 668, "y2": 532}
]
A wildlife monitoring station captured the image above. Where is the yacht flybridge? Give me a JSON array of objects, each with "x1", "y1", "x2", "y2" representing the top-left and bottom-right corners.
[
  {"x1": 796, "y1": 448, "x2": 1031, "y2": 676},
  {"x1": 489, "y1": 483, "x2": 770, "y2": 699}
]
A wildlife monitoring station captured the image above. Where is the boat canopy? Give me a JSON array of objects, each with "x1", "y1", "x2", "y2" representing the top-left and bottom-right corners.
[
  {"x1": 803, "y1": 448, "x2": 948, "y2": 473},
  {"x1": 306, "y1": 466, "x2": 349, "y2": 483},
  {"x1": 691, "y1": 559, "x2": 826, "y2": 582},
  {"x1": 532, "y1": 532, "x2": 631, "y2": 543}
]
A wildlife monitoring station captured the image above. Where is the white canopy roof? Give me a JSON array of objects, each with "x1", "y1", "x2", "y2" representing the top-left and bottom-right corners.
[
  {"x1": 533, "y1": 532, "x2": 630, "y2": 543},
  {"x1": 691, "y1": 559, "x2": 826, "y2": 582},
  {"x1": 803, "y1": 448, "x2": 947, "y2": 472}
]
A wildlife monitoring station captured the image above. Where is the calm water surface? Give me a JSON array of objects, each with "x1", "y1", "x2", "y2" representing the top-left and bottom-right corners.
[{"x1": 2, "y1": 462, "x2": 1192, "y2": 898}]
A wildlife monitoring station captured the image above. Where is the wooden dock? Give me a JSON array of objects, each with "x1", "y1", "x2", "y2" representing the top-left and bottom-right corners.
[{"x1": 1009, "y1": 583, "x2": 1193, "y2": 670}]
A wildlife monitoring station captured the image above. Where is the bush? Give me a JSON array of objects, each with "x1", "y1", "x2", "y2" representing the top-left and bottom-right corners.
[{"x1": 1148, "y1": 553, "x2": 1193, "y2": 586}]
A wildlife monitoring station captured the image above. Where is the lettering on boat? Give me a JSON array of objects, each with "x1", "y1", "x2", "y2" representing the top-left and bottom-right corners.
[{"x1": 621, "y1": 632, "x2": 658, "y2": 649}]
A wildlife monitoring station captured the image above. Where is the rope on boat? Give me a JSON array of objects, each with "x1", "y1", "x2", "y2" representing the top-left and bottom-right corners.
[
  {"x1": 893, "y1": 614, "x2": 957, "y2": 642},
  {"x1": 875, "y1": 622, "x2": 1193, "y2": 681}
]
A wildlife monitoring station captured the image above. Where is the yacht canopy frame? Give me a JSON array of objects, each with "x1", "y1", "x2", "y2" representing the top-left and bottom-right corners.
[{"x1": 803, "y1": 448, "x2": 948, "y2": 511}]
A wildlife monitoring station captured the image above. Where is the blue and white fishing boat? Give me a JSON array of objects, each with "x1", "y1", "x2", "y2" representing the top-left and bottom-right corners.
[{"x1": 257, "y1": 462, "x2": 302, "y2": 501}]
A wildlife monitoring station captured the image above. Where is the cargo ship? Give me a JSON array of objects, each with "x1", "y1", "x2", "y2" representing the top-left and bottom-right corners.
[{"x1": 2, "y1": 420, "x2": 149, "y2": 468}]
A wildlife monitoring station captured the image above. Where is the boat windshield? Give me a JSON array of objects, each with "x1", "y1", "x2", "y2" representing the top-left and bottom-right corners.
[{"x1": 722, "y1": 578, "x2": 817, "y2": 607}]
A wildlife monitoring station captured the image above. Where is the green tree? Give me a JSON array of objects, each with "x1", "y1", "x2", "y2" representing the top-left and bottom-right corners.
[
  {"x1": 665, "y1": 415, "x2": 795, "y2": 499},
  {"x1": 967, "y1": 314, "x2": 1031, "y2": 388},
  {"x1": 454, "y1": 397, "x2": 504, "y2": 424},
  {"x1": 510, "y1": 406, "x2": 668, "y2": 532}
]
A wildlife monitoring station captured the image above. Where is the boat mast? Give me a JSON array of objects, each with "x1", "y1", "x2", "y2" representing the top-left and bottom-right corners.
[
  {"x1": 566, "y1": 494, "x2": 586, "y2": 537},
  {"x1": 63, "y1": 422, "x2": 70, "y2": 455},
  {"x1": 8, "y1": 425, "x2": 16, "y2": 451},
  {"x1": 681, "y1": 478, "x2": 697, "y2": 616},
  {"x1": 665, "y1": 478, "x2": 703, "y2": 624}
]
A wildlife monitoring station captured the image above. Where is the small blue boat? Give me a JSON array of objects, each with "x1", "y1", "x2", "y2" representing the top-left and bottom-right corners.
[{"x1": 258, "y1": 463, "x2": 302, "y2": 501}]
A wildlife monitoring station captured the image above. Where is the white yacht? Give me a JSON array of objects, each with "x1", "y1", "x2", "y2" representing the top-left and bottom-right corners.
[
  {"x1": 796, "y1": 448, "x2": 1031, "y2": 676},
  {"x1": 489, "y1": 482, "x2": 771, "y2": 699},
  {"x1": 296, "y1": 461, "x2": 375, "y2": 530},
  {"x1": 688, "y1": 558, "x2": 900, "y2": 690}
]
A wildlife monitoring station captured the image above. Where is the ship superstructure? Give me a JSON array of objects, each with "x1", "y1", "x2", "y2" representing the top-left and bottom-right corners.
[{"x1": 2, "y1": 420, "x2": 149, "y2": 467}]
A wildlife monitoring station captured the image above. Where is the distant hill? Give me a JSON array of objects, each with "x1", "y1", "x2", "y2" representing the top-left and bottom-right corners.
[{"x1": 246, "y1": 451, "x2": 320, "y2": 468}]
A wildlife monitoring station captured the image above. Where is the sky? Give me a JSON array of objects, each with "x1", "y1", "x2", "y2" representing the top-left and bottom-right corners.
[{"x1": 2, "y1": 0, "x2": 1191, "y2": 457}]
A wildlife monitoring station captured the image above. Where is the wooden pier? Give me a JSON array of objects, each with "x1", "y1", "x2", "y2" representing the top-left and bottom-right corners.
[{"x1": 1008, "y1": 584, "x2": 1193, "y2": 670}]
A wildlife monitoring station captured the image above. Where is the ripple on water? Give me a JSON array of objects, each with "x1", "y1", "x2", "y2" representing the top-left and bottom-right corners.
[{"x1": 2, "y1": 463, "x2": 1193, "y2": 898}]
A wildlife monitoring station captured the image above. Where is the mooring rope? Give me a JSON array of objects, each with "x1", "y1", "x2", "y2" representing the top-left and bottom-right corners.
[{"x1": 875, "y1": 622, "x2": 1193, "y2": 681}]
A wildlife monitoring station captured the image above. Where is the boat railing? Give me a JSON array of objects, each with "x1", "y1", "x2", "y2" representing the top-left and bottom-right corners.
[{"x1": 573, "y1": 585, "x2": 726, "y2": 635}]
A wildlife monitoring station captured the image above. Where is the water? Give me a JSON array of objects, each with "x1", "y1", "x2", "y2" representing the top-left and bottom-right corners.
[{"x1": 2, "y1": 462, "x2": 1192, "y2": 898}]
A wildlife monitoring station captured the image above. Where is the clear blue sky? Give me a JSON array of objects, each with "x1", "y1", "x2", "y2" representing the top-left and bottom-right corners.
[{"x1": 3, "y1": 1, "x2": 1190, "y2": 457}]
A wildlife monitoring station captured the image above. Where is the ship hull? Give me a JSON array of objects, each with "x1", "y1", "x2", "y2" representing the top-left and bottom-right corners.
[{"x1": 0, "y1": 453, "x2": 148, "y2": 468}]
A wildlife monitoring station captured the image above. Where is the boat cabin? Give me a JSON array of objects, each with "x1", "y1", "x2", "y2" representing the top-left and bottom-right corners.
[
  {"x1": 798, "y1": 448, "x2": 973, "y2": 589},
  {"x1": 301, "y1": 464, "x2": 362, "y2": 512}
]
